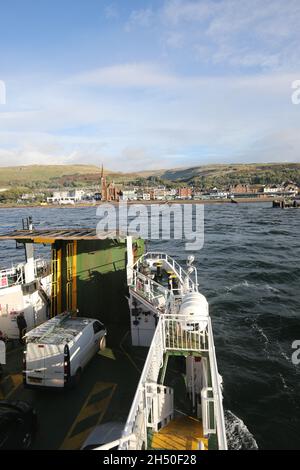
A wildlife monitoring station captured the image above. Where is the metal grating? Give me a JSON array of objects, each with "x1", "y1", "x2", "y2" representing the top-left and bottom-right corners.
[{"x1": 0, "y1": 228, "x2": 136, "y2": 242}]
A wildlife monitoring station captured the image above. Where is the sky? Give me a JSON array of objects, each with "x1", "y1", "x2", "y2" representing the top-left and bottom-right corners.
[{"x1": 0, "y1": 0, "x2": 300, "y2": 171}]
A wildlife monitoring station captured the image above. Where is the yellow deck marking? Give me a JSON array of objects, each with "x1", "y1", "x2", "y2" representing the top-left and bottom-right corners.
[
  {"x1": 11, "y1": 373, "x2": 23, "y2": 387},
  {"x1": 151, "y1": 416, "x2": 208, "y2": 451},
  {"x1": 90, "y1": 381, "x2": 114, "y2": 395},
  {"x1": 60, "y1": 381, "x2": 116, "y2": 450},
  {"x1": 60, "y1": 429, "x2": 94, "y2": 451},
  {"x1": 0, "y1": 373, "x2": 23, "y2": 400},
  {"x1": 98, "y1": 348, "x2": 116, "y2": 360},
  {"x1": 79, "y1": 396, "x2": 109, "y2": 422},
  {"x1": 119, "y1": 331, "x2": 141, "y2": 373}
]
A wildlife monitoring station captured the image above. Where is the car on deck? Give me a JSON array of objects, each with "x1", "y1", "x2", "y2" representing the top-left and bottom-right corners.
[
  {"x1": 23, "y1": 312, "x2": 107, "y2": 389},
  {"x1": 0, "y1": 400, "x2": 37, "y2": 450}
]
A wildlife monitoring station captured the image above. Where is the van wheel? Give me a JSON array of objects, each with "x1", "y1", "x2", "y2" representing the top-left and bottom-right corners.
[{"x1": 99, "y1": 336, "x2": 106, "y2": 351}]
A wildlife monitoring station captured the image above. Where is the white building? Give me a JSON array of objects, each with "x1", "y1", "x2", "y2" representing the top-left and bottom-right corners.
[
  {"x1": 52, "y1": 191, "x2": 69, "y2": 200},
  {"x1": 208, "y1": 189, "x2": 229, "y2": 199},
  {"x1": 21, "y1": 193, "x2": 36, "y2": 200},
  {"x1": 47, "y1": 189, "x2": 86, "y2": 204},
  {"x1": 153, "y1": 187, "x2": 167, "y2": 200},
  {"x1": 165, "y1": 188, "x2": 177, "y2": 199},
  {"x1": 263, "y1": 185, "x2": 282, "y2": 194},
  {"x1": 68, "y1": 189, "x2": 85, "y2": 201},
  {"x1": 119, "y1": 190, "x2": 137, "y2": 201},
  {"x1": 263, "y1": 183, "x2": 298, "y2": 196}
]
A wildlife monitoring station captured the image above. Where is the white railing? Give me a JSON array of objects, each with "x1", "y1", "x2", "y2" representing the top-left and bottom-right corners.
[
  {"x1": 146, "y1": 383, "x2": 174, "y2": 432},
  {"x1": 120, "y1": 251, "x2": 227, "y2": 451},
  {"x1": 34, "y1": 258, "x2": 50, "y2": 277},
  {"x1": 134, "y1": 252, "x2": 197, "y2": 292},
  {"x1": 207, "y1": 319, "x2": 227, "y2": 450},
  {"x1": 118, "y1": 313, "x2": 227, "y2": 450},
  {"x1": 201, "y1": 387, "x2": 216, "y2": 435},
  {"x1": 93, "y1": 434, "x2": 136, "y2": 451},
  {"x1": 131, "y1": 270, "x2": 175, "y2": 312},
  {"x1": 0, "y1": 258, "x2": 49, "y2": 289},
  {"x1": 119, "y1": 318, "x2": 165, "y2": 450},
  {"x1": 163, "y1": 314, "x2": 209, "y2": 352},
  {"x1": 0, "y1": 265, "x2": 24, "y2": 288}
]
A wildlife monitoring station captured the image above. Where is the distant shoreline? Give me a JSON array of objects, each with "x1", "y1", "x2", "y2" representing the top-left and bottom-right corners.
[{"x1": 0, "y1": 197, "x2": 274, "y2": 210}]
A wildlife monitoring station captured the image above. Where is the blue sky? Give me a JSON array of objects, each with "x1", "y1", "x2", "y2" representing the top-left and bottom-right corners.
[{"x1": 0, "y1": 0, "x2": 300, "y2": 171}]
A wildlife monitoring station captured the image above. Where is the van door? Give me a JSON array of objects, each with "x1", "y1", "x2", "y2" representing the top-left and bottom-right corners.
[
  {"x1": 43, "y1": 344, "x2": 65, "y2": 387},
  {"x1": 26, "y1": 342, "x2": 45, "y2": 386},
  {"x1": 79, "y1": 326, "x2": 95, "y2": 368}
]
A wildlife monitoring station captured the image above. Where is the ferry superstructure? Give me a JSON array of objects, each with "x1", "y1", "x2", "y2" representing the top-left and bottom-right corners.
[
  {"x1": 0, "y1": 258, "x2": 51, "y2": 339},
  {"x1": 98, "y1": 240, "x2": 227, "y2": 450}
]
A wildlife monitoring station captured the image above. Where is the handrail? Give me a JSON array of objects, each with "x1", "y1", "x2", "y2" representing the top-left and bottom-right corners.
[
  {"x1": 0, "y1": 265, "x2": 24, "y2": 286},
  {"x1": 201, "y1": 387, "x2": 216, "y2": 435},
  {"x1": 131, "y1": 270, "x2": 176, "y2": 311},
  {"x1": 0, "y1": 258, "x2": 50, "y2": 289},
  {"x1": 125, "y1": 251, "x2": 227, "y2": 450},
  {"x1": 134, "y1": 252, "x2": 187, "y2": 280},
  {"x1": 207, "y1": 319, "x2": 227, "y2": 450},
  {"x1": 133, "y1": 252, "x2": 197, "y2": 292},
  {"x1": 163, "y1": 314, "x2": 209, "y2": 352},
  {"x1": 119, "y1": 319, "x2": 165, "y2": 449},
  {"x1": 119, "y1": 313, "x2": 226, "y2": 450},
  {"x1": 93, "y1": 434, "x2": 135, "y2": 451}
]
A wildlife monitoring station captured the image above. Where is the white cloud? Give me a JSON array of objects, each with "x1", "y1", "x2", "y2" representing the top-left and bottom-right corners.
[
  {"x1": 165, "y1": 31, "x2": 184, "y2": 48},
  {"x1": 126, "y1": 0, "x2": 300, "y2": 71},
  {"x1": 162, "y1": 0, "x2": 214, "y2": 25},
  {"x1": 69, "y1": 63, "x2": 179, "y2": 88},
  {"x1": 125, "y1": 8, "x2": 154, "y2": 32},
  {"x1": 3, "y1": 1, "x2": 300, "y2": 171},
  {"x1": 243, "y1": 129, "x2": 300, "y2": 163},
  {"x1": 1, "y1": 62, "x2": 300, "y2": 171},
  {"x1": 104, "y1": 4, "x2": 119, "y2": 19}
]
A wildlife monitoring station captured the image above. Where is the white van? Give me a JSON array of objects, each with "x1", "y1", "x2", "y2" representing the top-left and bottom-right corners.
[{"x1": 23, "y1": 312, "x2": 107, "y2": 388}]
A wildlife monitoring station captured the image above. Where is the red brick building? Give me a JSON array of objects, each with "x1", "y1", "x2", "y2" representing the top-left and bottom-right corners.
[
  {"x1": 100, "y1": 165, "x2": 120, "y2": 201},
  {"x1": 178, "y1": 187, "x2": 192, "y2": 199}
]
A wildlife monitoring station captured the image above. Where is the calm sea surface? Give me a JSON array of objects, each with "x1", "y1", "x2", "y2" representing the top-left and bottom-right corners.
[{"x1": 0, "y1": 202, "x2": 299, "y2": 449}]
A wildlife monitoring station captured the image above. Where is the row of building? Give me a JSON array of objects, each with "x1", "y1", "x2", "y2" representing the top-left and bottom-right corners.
[
  {"x1": 40, "y1": 181, "x2": 299, "y2": 205},
  {"x1": 14, "y1": 165, "x2": 299, "y2": 204}
]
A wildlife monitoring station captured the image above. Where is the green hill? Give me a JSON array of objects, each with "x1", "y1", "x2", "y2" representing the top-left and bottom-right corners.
[
  {"x1": 0, "y1": 164, "x2": 102, "y2": 186},
  {"x1": 136, "y1": 163, "x2": 300, "y2": 188},
  {"x1": 1, "y1": 163, "x2": 300, "y2": 191}
]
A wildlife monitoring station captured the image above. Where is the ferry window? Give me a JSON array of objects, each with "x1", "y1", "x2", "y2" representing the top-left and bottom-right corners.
[{"x1": 93, "y1": 321, "x2": 103, "y2": 334}]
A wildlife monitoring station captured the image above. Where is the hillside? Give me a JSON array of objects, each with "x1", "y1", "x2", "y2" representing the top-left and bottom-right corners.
[
  {"x1": 1, "y1": 163, "x2": 300, "y2": 191},
  {"x1": 0, "y1": 165, "x2": 98, "y2": 185},
  {"x1": 0, "y1": 164, "x2": 124, "y2": 188},
  {"x1": 136, "y1": 163, "x2": 300, "y2": 188}
]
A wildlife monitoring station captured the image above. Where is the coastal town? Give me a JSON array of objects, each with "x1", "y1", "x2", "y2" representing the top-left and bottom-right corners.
[
  {"x1": 1, "y1": 165, "x2": 299, "y2": 206},
  {"x1": 1, "y1": 0, "x2": 300, "y2": 455}
]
